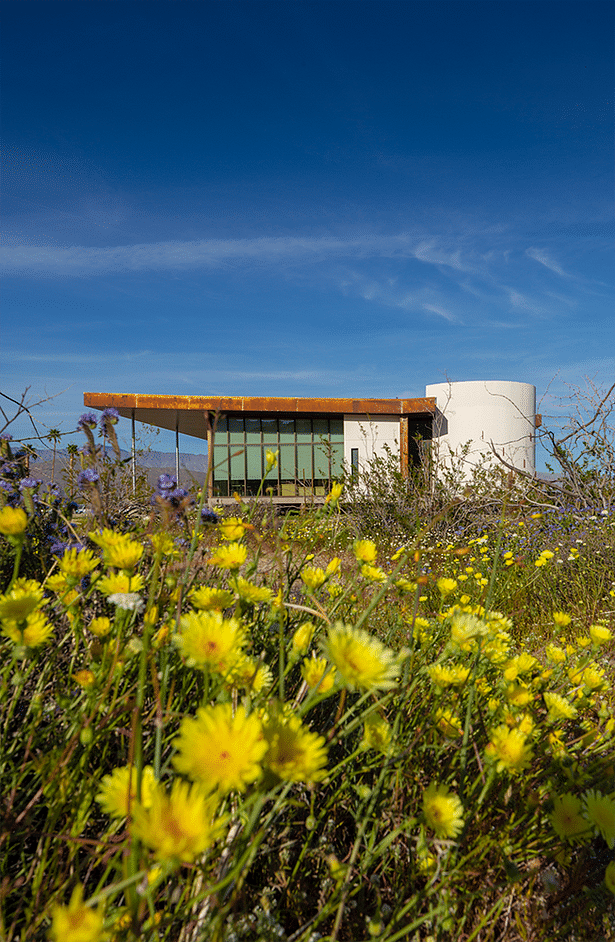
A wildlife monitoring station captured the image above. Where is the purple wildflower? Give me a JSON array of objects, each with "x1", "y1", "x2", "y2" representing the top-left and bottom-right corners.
[
  {"x1": 78, "y1": 468, "x2": 100, "y2": 487},
  {"x1": 77, "y1": 413, "x2": 98, "y2": 431},
  {"x1": 159, "y1": 487, "x2": 192, "y2": 509},
  {"x1": 157, "y1": 474, "x2": 177, "y2": 492},
  {"x1": 201, "y1": 507, "x2": 220, "y2": 524},
  {"x1": 100, "y1": 408, "x2": 120, "y2": 426},
  {"x1": 19, "y1": 478, "x2": 42, "y2": 491}
]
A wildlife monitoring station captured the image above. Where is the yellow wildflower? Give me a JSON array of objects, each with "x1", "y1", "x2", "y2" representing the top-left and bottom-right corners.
[
  {"x1": 417, "y1": 851, "x2": 436, "y2": 875},
  {"x1": 583, "y1": 790, "x2": 615, "y2": 848},
  {"x1": 581, "y1": 664, "x2": 606, "y2": 691},
  {"x1": 353, "y1": 539, "x2": 377, "y2": 564},
  {"x1": 190, "y1": 586, "x2": 235, "y2": 610},
  {"x1": 131, "y1": 779, "x2": 227, "y2": 863},
  {"x1": 437, "y1": 577, "x2": 457, "y2": 596},
  {"x1": 0, "y1": 582, "x2": 45, "y2": 622},
  {"x1": 605, "y1": 861, "x2": 615, "y2": 895},
  {"x1": 153, "y1": 623, "x2": 171, "y2": 649},
  {"x1": 412, "y1": 617, "x2": 432, "y2": 644},
  {"x1": 427, "y1": 664, "x2": 455, "y2": 688},
  {"x1": 103, "y1": 537, "x2": 144, "y2": 570},
  {"x1": 549, "y1": 792, "x2": 590, "y2": 842},
  {"x1": 207, "y1": 542, "x2": 247, "y2": 570},
  {"x1": 232, "y1": 576, "x2": 273, "y2": 604},
  {"x1": 148, "y1": 532, "x2": 179, "y2": 557},
  {"x1": 361, "y1": 715, "x2": 392, "y2": 753},
  {"x1": 262, "y1": 706, "x2": 328, "y2": 783},
  {"x1": 292, "y1": 621, "x2": 315, "y2": 655},
  {"x1": 325, "y1": 481, "x2": 343, "y2": 506},
  {"x1": 229, "y1": 656, "x2": 273, "y2": 694},
  {"x1": 360, "y1": 564, "x2": 387, "y2": 583},
  {"x1": 589, "y1": 623, "x2": 611, "y2": 645},
  {"x1": 422, "y1": 783, "x2": 464, "y2": 839},
  {"x1": 265, "y1": 449, "x2": 278, "y2": 470},
  {"x1": 552, "y1": 611, "x2": 572, "y2": 628},
  {"x1": 450, "y1": 612, "x2": 488, "y2": 649},
  {"x1": 485, "y1": 725, "x2": 533, "y2": 775},
  {"x1": 449, "y1": 664, "x2": 471, "y2": 685},
  {"x1": 96, "y1": 571, "x2": 144, "y2": 595},
  {"x1": 88, "y1": 528, "x2": 126, "y2": 551},
  {"x1": 48, "y1": 884, "x2": 104, "y2": 942},
  {"x1": 3, "y1": 610, "x2": 53, "y2": 647},
  {"x1": 73, "y1": 669, "x2": 96, "y2": 689},
  {"x1": 59, "y1": 548, "x2": 99, "y2": 583},
  {"x1": 506, "y1": 683, "x2": 532, "y2": 707},
  {"x1": 45, "y1": 573, "x2": 71, "y2": 595},
  {"x1": 325, "y1": 556, "x2": 341, "y2": 577},
  {"x1": 301, "y1": 566, "x2": 326, "y2": 591},
  {"x1": 515, "y1": 713, "x2": 535, "y2": 736},
  {"x1": 323, "y1": 622, "x2": 404, "y2": 692},
  {"x1": 544, "y1": 691, "x2": 577, "y2": 722},
  {"x1": 173, "y1": 703, "x2": 266, "y2": 794},
  {"x1": 96, "y1": 765, "x2": 157, "y2": 818},
  {"x1": 143, "y1": 606, "x2": 158, "y2": 628},
  {"x1": 475, "y1": 677, "x2": 492, "y2": 697},
  {"x1": 176, "y1": 610, "x2": 245, "y2": 674},
  {"x1": 301, "y1": 655, "x2": 335, "y2": 694},
  {"x1": 88, "y1": 616, "x2": 111, "y2": 638},
  {"x1": 482, "y1": 637, "x2": 510, "y2": 666},
  {"x1": 502, "y1": 652, "x2": 537, "y2": 681},
  {"x1": 0, "y1": 506, "x2": 28, "y2": 536},
  {"x1": 545, "y1": 643, "x2": 566, "y2": 664},
  {"x1": 218, "y1": 517, "x2": 248, "y2": 541}
]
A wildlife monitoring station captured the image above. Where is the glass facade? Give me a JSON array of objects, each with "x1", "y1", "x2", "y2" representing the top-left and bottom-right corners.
[{"x1": 212, "y1": 415, "x2": 344, "y2": 497}]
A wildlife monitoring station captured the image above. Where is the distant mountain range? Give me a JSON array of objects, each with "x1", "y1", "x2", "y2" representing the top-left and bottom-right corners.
[
  {"x1": 30, "y1": 447, "x2": 208, "y2": 470},
  {"x1": 28, "y1": 448, "x2": 208, "y2": 491}
]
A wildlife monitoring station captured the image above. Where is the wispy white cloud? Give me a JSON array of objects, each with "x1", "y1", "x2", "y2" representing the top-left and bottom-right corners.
[
  {"x1": 413, "y1": 240, "x2": 467, "y2": 272},
  {"x1": 337, "y1": 267, "x2": 460, "y2": 323},
  {"x1": 6, "y1": 350, "x2": 154, "y2": 364},
  {"x1": 526, "y1": 247, "x2": 568, "y2": 277},
  {"x1": 0, "y1": 231, "x2": 486, "y2": 280},
  {"x1": 0, "y1": 234, "x2": 417, "y2": 277},
  {"x1": 422, "y1": 303, "x2": 457, "y2": 323}
]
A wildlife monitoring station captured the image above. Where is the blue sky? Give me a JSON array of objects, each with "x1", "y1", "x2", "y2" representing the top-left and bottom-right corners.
[{"x1": 2, "y1": 0, "x2": 613, "y2": 465}]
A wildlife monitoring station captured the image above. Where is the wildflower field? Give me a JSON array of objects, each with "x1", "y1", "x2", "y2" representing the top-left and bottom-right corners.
[{"x1": 1, "y1": 407, "x2": 615, "y2": 941}]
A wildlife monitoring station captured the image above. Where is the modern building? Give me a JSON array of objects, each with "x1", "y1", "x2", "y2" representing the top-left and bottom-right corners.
[
  {"x1": 83, "y1": 381, "x2": 538, "y2": 502},
  {"x1": 426, "y1": 380, "x2": 539, "y2": 476}
]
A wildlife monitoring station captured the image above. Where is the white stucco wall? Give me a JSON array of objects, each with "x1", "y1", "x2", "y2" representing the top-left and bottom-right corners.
[
  {"x1": 343, "y1": 415, "x2": 401, "y2": 472},
  {"x1": 426, "y1": 380, "x2": 536, "y2": 477}
]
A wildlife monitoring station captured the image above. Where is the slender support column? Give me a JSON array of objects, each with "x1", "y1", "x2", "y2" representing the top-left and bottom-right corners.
[
  {"x1": 131, "y1": 410, "x2": 136, "y2": 496},
  {"x1": 206, "y1": 412, "x2": 214, "y2": 501},
  {"x1": 175, "y1": 418, "x2": 180, "y2": 485},
  {"x1": 400, "y1": 417, "x2": 409, "y2": 478}
]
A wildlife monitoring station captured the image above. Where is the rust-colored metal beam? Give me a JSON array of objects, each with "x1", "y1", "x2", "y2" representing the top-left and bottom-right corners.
[
  {"x1": 84, "y1": 392, "x2": 437, "y2": 416},
  {"x1": 399, "y1": 417, "x2": 409, "y2": 478}
]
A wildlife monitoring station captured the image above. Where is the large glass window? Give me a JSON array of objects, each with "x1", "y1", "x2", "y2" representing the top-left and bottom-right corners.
[{"x1": 212, "y1": 415, "x2": 345, "y2": 497}]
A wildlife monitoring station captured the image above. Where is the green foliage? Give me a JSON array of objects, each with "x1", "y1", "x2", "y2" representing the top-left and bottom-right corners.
[{"x1": 1, "y1": 405, "x2": 615, "y2": 942}]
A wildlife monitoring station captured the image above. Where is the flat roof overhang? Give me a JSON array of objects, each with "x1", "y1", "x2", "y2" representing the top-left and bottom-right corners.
[{"x1": 83, "y1": 393, "x2": 437, "y2": 440}]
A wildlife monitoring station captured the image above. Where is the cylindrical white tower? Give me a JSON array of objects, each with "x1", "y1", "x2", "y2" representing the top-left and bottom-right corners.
[{"x1": 425, "y1": 380, "x2": 537, "y2": 477}]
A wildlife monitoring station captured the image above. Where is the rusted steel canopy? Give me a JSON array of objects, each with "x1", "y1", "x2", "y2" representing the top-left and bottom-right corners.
[{"x1": 83, "y1": 393, "x2": 437, "y2": 441}]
